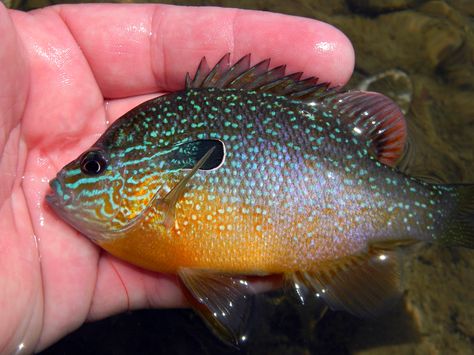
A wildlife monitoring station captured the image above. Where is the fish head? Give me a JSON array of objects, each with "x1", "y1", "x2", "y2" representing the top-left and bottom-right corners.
[
  {"x1": 46, "y1": 145, "x2": 120, "y2": 239},
  {"x1": 46, "y1": 141, "x2": 173, "y2": 241}
]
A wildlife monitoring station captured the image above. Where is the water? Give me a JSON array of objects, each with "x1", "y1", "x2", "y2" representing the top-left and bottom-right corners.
[{"x1": 7, "y1": 0, "x2": 472, "y2": 353}]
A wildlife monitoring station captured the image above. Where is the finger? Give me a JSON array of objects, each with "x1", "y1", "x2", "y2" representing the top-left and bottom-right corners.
[
  {"x1": 87, "y1": 255, "x2": 188, "y2": 322},
  {"x1": 88, "y1": 256, "x2": 283, "y2": 321},
  {"x1": 55, "y1": 4, "x2": 354, "y2": 98},
  {"x1": 8, "y1": 6, "x2": 106, "y2": 150},
  {"x1": 0, "y1": 4, "x2": 29, "y2": 156},
  {"x1": 87, "y1": 250, "x2": 284, "y2": 330}
]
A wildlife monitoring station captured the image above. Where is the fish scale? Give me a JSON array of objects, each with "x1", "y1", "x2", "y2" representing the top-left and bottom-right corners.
[
  {"x1": 68, "y1": 87, "x2": 451, "y2": 272},
  {"x1": 47, "y1": 54, "x2": 474, "y2": 344}
]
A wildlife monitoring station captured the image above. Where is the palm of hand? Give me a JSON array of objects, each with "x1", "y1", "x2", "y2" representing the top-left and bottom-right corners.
[{"x1": 0, "y1": 4, "x2": 353, "y2": 353}]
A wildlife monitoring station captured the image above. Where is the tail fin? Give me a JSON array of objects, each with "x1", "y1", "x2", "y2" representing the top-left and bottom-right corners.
[{"x1": 442, "y1": 185, "x2": 474, "y2": 248}]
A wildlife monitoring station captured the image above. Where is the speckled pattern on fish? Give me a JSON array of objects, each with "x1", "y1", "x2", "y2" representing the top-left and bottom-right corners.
[{"x1": 46, "y1": 54, "x2": 474, "y2": 344}]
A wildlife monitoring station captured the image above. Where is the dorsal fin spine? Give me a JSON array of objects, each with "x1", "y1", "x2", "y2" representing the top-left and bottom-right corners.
[
  {"x1": 185, "y1": 54, "x2": 333, "y2": 102},
  {"x1": 184, "y1": 54, "x2": 407, "y2": 167}
]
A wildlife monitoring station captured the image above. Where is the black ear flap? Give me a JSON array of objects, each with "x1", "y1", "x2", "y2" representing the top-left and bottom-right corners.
[{"x1": 175, "y1": 139, "x2": 225, "y2": 171}]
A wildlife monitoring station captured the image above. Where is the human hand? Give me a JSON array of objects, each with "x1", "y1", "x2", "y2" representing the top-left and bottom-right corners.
[{"x1": 0, "y1": 3, "x2": 354, "y2": 353}]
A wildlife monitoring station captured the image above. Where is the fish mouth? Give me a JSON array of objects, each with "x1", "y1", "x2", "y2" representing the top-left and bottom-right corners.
[
  {"x1": 46, "y1": 177, "x2": 62, "y2": 209},
  {"x1": 46, "y1": 175, "x2": 106, "y2": 241},
  {"x1": 46, "y1": 176, "x2": 74, "y2": 208},
  {"x1": 46, "y1": 176, "x2": 83, "y2": 233}
]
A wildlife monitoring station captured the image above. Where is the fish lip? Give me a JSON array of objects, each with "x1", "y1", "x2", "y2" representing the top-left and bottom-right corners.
[
  {"x1": 46, "y1": 177, "x2": 61, "y2": 208},
  {"x1": 45, "y1": 191, "x2": 56, "y2": 205},
  {"x1": 46, "y1": 176, "x2": 74, "y2": 208}
]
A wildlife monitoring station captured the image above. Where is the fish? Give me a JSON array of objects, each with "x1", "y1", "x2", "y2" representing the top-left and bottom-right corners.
[{"x1": 46, "y1": 54, "x2": 474, "y2": 345}]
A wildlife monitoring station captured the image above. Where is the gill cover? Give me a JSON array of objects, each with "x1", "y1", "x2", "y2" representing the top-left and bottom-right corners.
[{"x1": 101, "y1": 140, "x2": 222, "y2": 237}]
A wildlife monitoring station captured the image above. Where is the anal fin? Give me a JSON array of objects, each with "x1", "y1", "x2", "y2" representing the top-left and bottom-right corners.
[{"x1": 291, "y1": 242, "x2": 410, "y2": 317}]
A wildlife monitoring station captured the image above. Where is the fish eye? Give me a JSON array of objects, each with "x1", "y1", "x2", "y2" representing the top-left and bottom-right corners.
[{"x1": 80, "y1": 150, "x2": 107, "y2": 175}]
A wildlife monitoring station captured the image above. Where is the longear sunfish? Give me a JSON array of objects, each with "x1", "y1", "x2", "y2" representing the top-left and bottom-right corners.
[{"x1": 46, "y1": 54, "x2": 474, "y2": 344}]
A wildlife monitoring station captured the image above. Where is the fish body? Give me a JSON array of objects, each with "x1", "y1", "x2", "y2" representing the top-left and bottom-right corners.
[
  {"x1": 83, "y1": 87, "x2": 452, "y2": 274},
  {"x1": 47, "y1": 54, "x2": 474, "y2": 344}
]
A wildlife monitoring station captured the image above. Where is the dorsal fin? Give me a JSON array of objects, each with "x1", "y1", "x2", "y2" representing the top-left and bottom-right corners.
[
  {"x1": 185, "y1": 54, "x2": 407, "y2": 167},
  {"x1": 185, "y1": 53, "x2": 334, "y2": 102},
  {"x1": 326, "y1": 91, "x2": 407, "y2": 167}
]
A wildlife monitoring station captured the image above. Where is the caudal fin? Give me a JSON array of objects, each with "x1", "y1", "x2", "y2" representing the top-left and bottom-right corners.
[{"x1": 442, "y1": 185, "x2": 474, "y2": 248}]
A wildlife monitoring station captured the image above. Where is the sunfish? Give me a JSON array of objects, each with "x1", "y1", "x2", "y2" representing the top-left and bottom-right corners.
[{"x1": 46, "y1": 54, "x2": 474, "y2": 345}]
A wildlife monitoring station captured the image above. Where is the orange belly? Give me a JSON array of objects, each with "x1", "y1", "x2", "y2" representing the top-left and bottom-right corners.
[
  {"x1": 97, "y1": 188, "x2": 314, "y2": 273},
  {"x1": 98, "y1": 189, "x2": 374, "y2": 274},
  {"x1": 98, "y1": 197, "x2": 285, "y2": 273}
]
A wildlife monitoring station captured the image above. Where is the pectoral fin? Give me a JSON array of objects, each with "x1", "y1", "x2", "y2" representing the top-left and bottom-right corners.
[
  {"x1": 178, "y1": 268, "x2": 254, "y2": 346},
  {"x1": 159, "y1": 145, "x2": 216, "y2": 229},
  {"x1": 290, "y1": 241, "x2": 412, "y2": 317},
  {"x1": 105, "y1": 144, "x2": 217, "y2": 234}
]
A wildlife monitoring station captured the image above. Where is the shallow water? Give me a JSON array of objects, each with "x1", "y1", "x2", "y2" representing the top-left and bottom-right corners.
[{"x1": 7, "y1": 0, "x2": 473, "y2": 354}]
